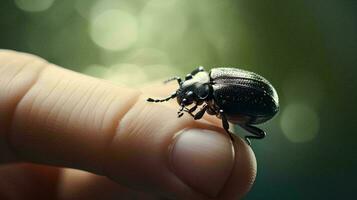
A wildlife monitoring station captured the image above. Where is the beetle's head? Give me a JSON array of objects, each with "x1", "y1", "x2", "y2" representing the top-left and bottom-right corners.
[
  {"x1": 175, "y1": 72, "x2": 211, "y2": 117},
  {"x1": 175, "y1": 87, "x2": 196, "y2": 118},
  {"x1": 176, "y1": 81, "x2": 211, "y2": 106},
  {"x1": 176, "y1": 89, "x2": 195, "y2": 107}
]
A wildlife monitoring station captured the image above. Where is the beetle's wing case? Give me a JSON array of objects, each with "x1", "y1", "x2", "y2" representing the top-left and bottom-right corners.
[{"x1": 209, "y1": 68, "x2": 279, "y2": 124}]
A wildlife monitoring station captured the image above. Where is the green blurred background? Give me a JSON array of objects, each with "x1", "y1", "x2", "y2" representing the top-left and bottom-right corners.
[{"x1": 1, "y1": 0, "x2": 356, "y2": 199}]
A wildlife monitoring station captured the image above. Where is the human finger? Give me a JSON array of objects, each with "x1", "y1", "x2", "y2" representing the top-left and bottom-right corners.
[{"x1": 0, "y1": 50, "x2": 256, "y2": 199}]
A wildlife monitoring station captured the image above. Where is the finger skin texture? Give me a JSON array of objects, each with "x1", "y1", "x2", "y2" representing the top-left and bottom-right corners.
[
  {"x1": 0, "y1": 50, "x2": 257, "y2": 199},
  {"x1": 0, "y1": 52, "x2": 47, "y2": 163}
]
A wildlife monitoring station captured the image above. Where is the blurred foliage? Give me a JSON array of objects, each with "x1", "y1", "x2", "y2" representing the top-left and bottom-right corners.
[{"x1": 1, "y1": 0, "x2": 356, "y2": 199}]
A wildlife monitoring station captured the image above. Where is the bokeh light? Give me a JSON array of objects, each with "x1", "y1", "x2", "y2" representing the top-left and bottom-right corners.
[
  {"x1": 88, "y1": 0, "x2": 136, "y2": 21},
  {"x1": 15, "y1": 0, "x2": 55, "y2": 12},
  {"x1": 75, "y1": 0, "x2": 97, "y2": 19},
  {"x1": 280, "y1": 103, "x2": 320, "y2": 143},
  {"x1": 140, "y1": 0, "x2": 187, "y2": 45},
  {"x1": 90, "y1": 9, "x2": 138, "y2": 51}
]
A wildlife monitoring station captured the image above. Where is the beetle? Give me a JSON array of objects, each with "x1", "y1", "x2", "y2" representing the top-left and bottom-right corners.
[{"x1": 147, "y1": 66, "x2": 279, "y2": 145}]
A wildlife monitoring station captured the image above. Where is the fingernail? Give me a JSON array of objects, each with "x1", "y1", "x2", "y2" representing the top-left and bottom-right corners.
[{"x1": 169, "y1": 129, "x2": 235, "y2": 197}]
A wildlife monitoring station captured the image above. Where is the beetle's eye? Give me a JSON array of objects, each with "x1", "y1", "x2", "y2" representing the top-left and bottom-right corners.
[
  {"x1": 182, "y1": 91, "x2": 194, "y2": 105},
  {"x1": 182, "y1": 98, "x2": 187, "y2": 104}
]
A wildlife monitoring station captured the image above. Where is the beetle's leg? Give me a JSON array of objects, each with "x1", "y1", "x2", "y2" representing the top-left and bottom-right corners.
[
  {"x1": 190, "y1": 66, "x2": 205, "y2": 76},
  {"x1": 177, "y1": 104, "x2": 185, "y2": 118},
  {"x1": 163, "y1": 76, "x2": 182, "y2": 85},
  {"x1": 219, "y1": 110, "x2": 234, "y2": 142},
  {"x1": 147, "y1": 92, "x2": 177, "y2": 103},
  {"x1": 192, "y1": 104, "x2": 208, "y2": 120},
  {"x1": 183, "y1": 105, "x2": 197, "y2": 118},
  {"x1": 240, "y1": 124, "x2": 266, "y2": 146},
  {"x1": 184, "y1": 103, "x2": 198, "y2": 114}
]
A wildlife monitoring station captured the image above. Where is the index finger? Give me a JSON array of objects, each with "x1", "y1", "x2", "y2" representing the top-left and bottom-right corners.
[{"x1": 0, "y1": 50, "x2": 256, "y2": 199}]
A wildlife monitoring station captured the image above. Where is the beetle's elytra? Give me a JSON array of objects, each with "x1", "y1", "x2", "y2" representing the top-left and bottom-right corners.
[{"x1": 147, "y1": 66, "x2": 279, "y2": 145}]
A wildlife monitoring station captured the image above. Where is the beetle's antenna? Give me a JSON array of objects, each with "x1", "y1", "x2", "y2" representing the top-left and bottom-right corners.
[
  {"x1": 163, "y1": 76, "x2": 182, "y2": 85},
  {"x1": 147, "y1": 92, "x2": 177, "y2": 103}
]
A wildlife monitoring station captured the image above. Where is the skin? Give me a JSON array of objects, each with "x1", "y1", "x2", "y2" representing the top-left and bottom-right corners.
[{"x1": 0, "y1": 50, "x2": 256, "y2": 200}]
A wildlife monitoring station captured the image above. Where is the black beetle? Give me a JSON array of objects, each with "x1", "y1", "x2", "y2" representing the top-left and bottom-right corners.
[{"x1": 147, "y1": 66, "x2": 279, "y2": 145}]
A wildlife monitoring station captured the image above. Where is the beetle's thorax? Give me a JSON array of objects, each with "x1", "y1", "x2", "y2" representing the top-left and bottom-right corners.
[{"x1": 181, "y1": 72, "x2": 209, "y2": 89}]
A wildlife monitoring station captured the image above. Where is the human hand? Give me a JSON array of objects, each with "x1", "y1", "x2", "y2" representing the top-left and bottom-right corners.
[{"x1": 0, "y1": 50, "x2": 256, "y2": 200}]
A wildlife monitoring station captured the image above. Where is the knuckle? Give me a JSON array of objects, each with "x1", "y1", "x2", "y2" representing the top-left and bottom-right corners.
[
  {"x1": 0, "y1": 51, "x2": 47, "y2": 160},
  {"x1": 0, "y1": 51, "x2": 47, "y2": 133},
  {"x1": 7, "y1": 63, "x2": 141, "y2": 171}
]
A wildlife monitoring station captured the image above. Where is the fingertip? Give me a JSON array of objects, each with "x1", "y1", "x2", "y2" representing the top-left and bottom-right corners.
[
  {"x1": 168, "y1": 128, "x2": 257, "y2": 199},
  {"x1": 169, "y1": 128, "x2": 235, "y2": 197},
  {"x1": 105, "y1": 96, "x2": 256, "y2": 199},
  {"x1": 217, "y1": 135, "x2": 257, "y2": 199}
]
